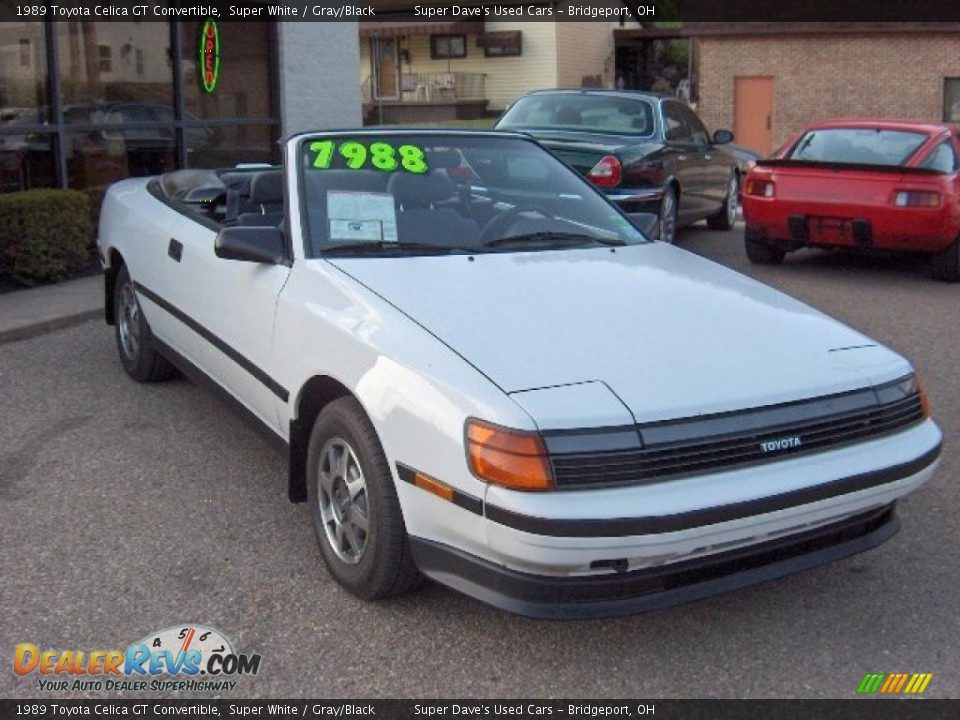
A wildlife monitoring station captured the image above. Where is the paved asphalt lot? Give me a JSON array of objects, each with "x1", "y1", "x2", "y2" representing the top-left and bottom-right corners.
[{"x1": 2, "y1": 223, "x2": 958, "y2": 700}]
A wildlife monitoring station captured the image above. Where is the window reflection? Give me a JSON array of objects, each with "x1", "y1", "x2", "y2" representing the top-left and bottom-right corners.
[
  {"x1": 65, "y1": 128, "x2": 176, "y2": 188},
  {"x1": 186, "y1": 124, "x2": 274, "y2": 168},
  {"x1": 180, "y1": 21, "x2": 272, "y2": 119},
  {"x1": 0, "y1": 133, "x2": 56, "y2": 191},
  {"x1": 0, "y1": 21, "x2": 277, "y2": 192},
  {"x1": 0, "y1": 23, "x2": 49, "y2": 123},
  {"x1": 58, "y1": 22, "x2": 173, "y2": 113}
]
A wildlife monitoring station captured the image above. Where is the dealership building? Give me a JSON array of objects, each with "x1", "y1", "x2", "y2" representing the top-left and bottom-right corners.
[{"x1": 0, "y1": 20, "x2": 361, "y2": 193}]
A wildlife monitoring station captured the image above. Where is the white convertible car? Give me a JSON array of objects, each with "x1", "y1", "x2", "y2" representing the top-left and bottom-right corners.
[{"x1": 98, "y1": 130, "x2": 942, "y2": 618}]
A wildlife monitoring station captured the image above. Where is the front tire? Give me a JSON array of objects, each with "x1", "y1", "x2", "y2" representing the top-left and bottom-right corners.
[
  {"x1": 931, "y1": 237, "x2": 960, "y2": 282},
  {"x1": 706, "y1": 174, "x2": 738, "y2": 231},
  {"x1": 744, "y1": 230, "x2": 786, "y2": 265},
  {"x1": 307, "y1": 397, "x2": 422, "y2": 600},
  {"x1": 113, "y1": 266, "x2": 177, "y2": 382}
]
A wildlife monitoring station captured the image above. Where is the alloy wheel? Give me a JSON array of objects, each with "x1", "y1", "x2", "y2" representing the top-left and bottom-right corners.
[
  {"x1": 660, "y1": 189, "x2": 677, "y2": 244},
  {"x1": 316, "y1": 437, "x2": 369, "y2": 565},
  {"x1": 117, "y1": 282, "x2": 141, "y2": 359},
  {"x1": 726, "y1": 176, "x2": 738, "y2": 226}
]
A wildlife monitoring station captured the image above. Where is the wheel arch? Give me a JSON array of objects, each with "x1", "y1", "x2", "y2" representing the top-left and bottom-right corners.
[
  {"x1": 288, "y1": 374, "x2": 357, "y2": 503},
  {"x1": 103, "y1": 248, "x2": 125, "y2": 326},
  {"x1": 664, "y1": 175, "x2": 681, "y2": 203}
]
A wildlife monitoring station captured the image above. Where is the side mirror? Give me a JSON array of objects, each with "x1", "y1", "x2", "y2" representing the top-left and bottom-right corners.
[
  {"x1": 713, "y1": 129, "x2": 734, "y2": 145},
  {"x1": 215, "y1": 226, "x2": 286, "y2": 264}
]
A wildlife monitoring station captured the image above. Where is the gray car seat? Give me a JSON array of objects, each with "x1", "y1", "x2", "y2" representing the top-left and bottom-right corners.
[
  {"x1": 236, "y1": 171, "x2": 285, "y2": 226},
  {"x1": 386, "y1": 172, "x2": 480, "y2": 248}
]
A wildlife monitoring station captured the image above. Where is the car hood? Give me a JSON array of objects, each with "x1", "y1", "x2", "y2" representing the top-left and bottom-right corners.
[{"x1": 327, "y1": 244, "x2": 909, "y2": 424}]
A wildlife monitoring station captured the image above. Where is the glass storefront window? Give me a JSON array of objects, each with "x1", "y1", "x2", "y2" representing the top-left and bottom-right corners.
[
  {"x1": 57, "y1": 22, "x2": 173, "y2": 116},
  {"x1": 64, "y1": 128, "x2": 176, "y2": 189},
  {"x1": 180, "y1": 22, "x2": 273, "y2": 120},
  {"x1": 0, "y1": 23, "x2": 49, "y2": 123},
  {"x1": 185, "y1": 124, "x2": 276, "y2": 168},
  {"x1": 0, "y1": 21, "x2": 277, "y2": 193},
  {"x1": 0, "y1": 133, "x2": 56, "y2": 191}
]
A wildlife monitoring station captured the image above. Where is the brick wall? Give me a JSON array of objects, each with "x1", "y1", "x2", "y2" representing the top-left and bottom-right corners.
[{"x1": 696, "y1": 33, "x2": 960, "y2": 151}]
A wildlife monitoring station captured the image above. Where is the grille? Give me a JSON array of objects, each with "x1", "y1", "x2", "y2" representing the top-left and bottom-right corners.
[{"x1": 549, "y1": 387, "x2": 924, "y2": 489}]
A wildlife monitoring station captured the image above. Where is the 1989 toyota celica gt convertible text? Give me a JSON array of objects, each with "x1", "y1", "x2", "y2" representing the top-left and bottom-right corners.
[{"x1": 98, "y1": 130, "x2": 942, "y2": 618}]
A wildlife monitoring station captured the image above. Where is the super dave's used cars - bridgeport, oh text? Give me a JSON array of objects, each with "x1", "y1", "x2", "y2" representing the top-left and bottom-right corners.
[{"x1": 97, "y1": 130, "x2": 942, "y2": 618}]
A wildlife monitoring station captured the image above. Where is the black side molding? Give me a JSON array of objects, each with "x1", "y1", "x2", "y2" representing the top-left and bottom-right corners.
[
  {"x1": 396, "y1": 463, "x2": 483, "y2": 516},
  {"x1": 485, "y1": 442, "x2": 940, "y2": 538},
  {"x1": 134, "y1": 282, "x2": 289, "y2": 402}
]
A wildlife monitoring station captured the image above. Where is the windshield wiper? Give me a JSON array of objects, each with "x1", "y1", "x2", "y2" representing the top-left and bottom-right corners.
[
  {"x1": 322, "y1": 241, "x2": 480, "y2": 256},
  {"x1": 484, "y1": 232, "x2": 625, "y2": 249}
]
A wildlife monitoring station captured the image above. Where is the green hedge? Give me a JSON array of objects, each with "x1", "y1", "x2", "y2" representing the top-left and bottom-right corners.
[
  {"x1": 82, "y1": 185, "x2": 109, "y2": 245},
  {"x1": 0, "y1": 189, "x2": 92, "y2": 285}
]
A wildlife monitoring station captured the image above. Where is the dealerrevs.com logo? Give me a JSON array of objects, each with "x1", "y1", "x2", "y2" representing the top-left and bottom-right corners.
[{"x1": 14, "y1": 625, "x2": 261, "y2": 693}]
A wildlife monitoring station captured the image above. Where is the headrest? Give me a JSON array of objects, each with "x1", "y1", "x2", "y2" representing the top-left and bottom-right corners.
[
  {"x1": 160, "y1": 170, "x2": 223, "y2": 200},
  {"x1": 425, "y1": 149, "x2": 461, "y2": 169},
  {"x1": 387, "y1": 172, "x2": 454, "y2": 209},
  {"x1": 249, "y1": 171, "x2": 284, "y2": 205},
  {"x1": 556, "y1": 106, "x2": 583, "y2": 125}
]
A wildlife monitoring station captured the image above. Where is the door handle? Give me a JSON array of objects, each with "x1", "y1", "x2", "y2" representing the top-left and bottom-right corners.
[{"x1": 168, "y1": 238, "x2": 183, "y2": 262}]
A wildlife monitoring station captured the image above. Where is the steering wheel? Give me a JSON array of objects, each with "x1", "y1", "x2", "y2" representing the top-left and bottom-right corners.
[{"x1": 478, "y1": 204, "x2": 555, "y2": 245}]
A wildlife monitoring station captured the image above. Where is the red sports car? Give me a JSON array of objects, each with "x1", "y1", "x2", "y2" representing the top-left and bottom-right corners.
[{"x1": 741, "y1": 119, "x2": 960, "y2": 281}]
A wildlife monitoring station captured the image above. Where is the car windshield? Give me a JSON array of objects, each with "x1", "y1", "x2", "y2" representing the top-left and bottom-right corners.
[
  {"x1": 497, "y1": 94, "x2": 656, "y2": 136},
  {"x1": 787, "y1": 128, "x2": 928, "y2": 166},
  {"x1": 300, "y1": 134, "x2": 647, "y2": 257}
]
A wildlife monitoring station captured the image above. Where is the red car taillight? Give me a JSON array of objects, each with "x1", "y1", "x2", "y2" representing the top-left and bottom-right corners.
[
  {"x1": 587, "y1": 155, "x2": 621, "y2": 188},
  {"x1": 893, "y1": 190, "x2": 940, "y2": 207},
  {"x1": 744, "y1": 178, "x2": 776, "y2": 198}
]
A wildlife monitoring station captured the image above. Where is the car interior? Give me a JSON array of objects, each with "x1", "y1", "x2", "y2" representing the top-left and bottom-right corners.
[{"x1": 154, "y1": 145, "x2": 641, "y2": 256}]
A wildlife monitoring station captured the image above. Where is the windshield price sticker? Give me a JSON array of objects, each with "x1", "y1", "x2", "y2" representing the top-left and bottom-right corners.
[
  {"x1": 326, "y1": 191, "x2": 398, "y2": 243},
  {"x1": 309, "y1": 140, "x2": 429, "y2": 174}
]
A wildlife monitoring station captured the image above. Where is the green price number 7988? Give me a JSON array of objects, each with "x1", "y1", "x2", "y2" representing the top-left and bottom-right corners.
[{"x1": 309, "y1": 140, "x2": 429, "y2": 174}]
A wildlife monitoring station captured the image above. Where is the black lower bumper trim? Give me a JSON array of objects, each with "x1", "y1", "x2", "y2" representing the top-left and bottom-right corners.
[{"x1": 411, "y1": 504, "x2": 899, "y2": 619}]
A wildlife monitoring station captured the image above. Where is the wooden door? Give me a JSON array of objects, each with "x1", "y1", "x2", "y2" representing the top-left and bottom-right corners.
[
  {"x1": 372, "y1": 38, "x2": 399, "y2": 100},
  {"x1": 734, "y1": 77, "x2": 774, "y2": 154}
]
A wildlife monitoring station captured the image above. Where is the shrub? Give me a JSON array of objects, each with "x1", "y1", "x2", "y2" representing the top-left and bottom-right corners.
[
  {"x1": 82, "y1": 184, "x2": 109, "y2": 246},
  {"x1": 0, "y1": 189, "x2": 92, "y2": 285}
]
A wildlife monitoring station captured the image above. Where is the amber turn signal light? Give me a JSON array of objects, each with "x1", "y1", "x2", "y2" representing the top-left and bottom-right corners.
[
  {"x1": 414, "y1": 471, "x2": 455, "y2": 502},
  {"x1": 465, "y1": 419, "x2": 553, "y2": 491}
]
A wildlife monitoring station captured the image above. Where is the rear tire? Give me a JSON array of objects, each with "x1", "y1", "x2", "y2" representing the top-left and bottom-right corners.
[
  {"x1": 113, "y1": 266, "x2": 177, "y2": 382},
  {"x1": 706, "y1": 174, "x2": 738, "y2": 231},
  {"x1": 659, "y1": 186, "x2": 678, "y2": 244},
  {"x1": 931, "y1": 237, "x2": 960, "y2": 282},
  {"x1": 307, "y1": 397, "x2": 422, "y2": 600},
  {"x1": 744, "y1": 231, "x2": 786, "y2": 265}
]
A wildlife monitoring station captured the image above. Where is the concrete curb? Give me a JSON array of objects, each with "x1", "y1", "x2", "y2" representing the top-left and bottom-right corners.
[{"x1": 0, "y1": 308, "x2": 102, "y2": 346}]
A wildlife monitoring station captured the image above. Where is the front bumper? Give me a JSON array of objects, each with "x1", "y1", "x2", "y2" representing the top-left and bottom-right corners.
[
  {"x1": 411, "y1": 503, "x2": 899, "y2": 619},
  {"x1": 404, "y1": 421, "x2": 940, "y2": 617}
]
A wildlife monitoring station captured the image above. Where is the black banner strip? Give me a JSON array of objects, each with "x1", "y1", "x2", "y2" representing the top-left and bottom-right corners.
[{"x1": 0, "y1": 699, "x2": 956, "y2": 719}]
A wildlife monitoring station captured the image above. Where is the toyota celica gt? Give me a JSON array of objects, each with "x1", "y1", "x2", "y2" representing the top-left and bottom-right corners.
[{"x1": 97, "y1": 130, "x2": 942, "y2": 618}]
